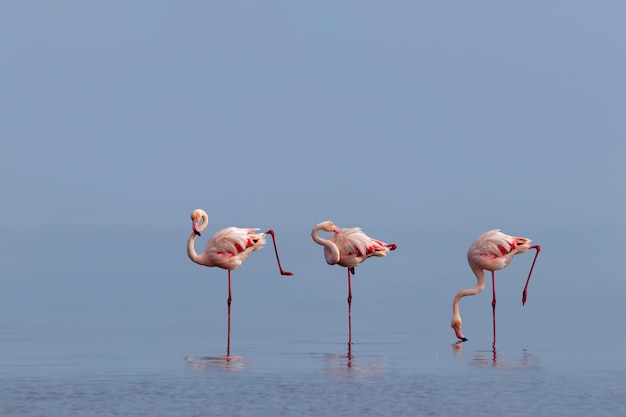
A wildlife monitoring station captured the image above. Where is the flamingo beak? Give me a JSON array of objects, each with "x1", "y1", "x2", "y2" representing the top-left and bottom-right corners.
[
  {"x1": 192, "y1": 221, "x2": 201, "y2": 236},
  {"x1": 455, "y1": 330, "x2": 468, "y2": 342},
  {"x1": 333, "y1": 227, "x2": 341, "y2": 234}
]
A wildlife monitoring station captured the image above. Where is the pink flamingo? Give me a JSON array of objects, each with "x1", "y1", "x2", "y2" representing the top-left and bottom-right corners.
[
  {"x1": 451, "y1": 229, "x2": 540, "y2": 344},
  {"x1": 312, "y1": 221, "x2": 397, "y2": 341},
  {"x1": 187, "y1": 209, "x2": 293, "y2": 353}
]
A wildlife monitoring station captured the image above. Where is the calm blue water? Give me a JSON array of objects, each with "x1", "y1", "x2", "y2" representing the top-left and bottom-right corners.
[{"x1": 1, "y1": 225, "x2": 625, "y2": 416}]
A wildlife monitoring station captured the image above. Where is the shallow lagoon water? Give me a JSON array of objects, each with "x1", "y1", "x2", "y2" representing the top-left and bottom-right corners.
[{"x1": 1, "y1": 225, "x2": 625, "y2": 416}]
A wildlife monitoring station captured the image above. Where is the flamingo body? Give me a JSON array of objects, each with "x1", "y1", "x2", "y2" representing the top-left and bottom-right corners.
[
  {"x1": 451, "y1": 229, "x2": 540, "y2": 343},
  {"x1": 467, "y1": 229, "x2": 532, "y2": 271},
  {"x1": 312, "y1": 221, "x2": 397, "y2": 272},
  {"x1": 191, "y1": 226, "x2": 266, "y2": 270},
  {"x1": 328, "y1": 227, "x2": 397, "y2": 270}
]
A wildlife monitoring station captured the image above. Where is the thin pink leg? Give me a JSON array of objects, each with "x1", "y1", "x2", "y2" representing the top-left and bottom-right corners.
[
  {"x1": 227, "y1": 270, "x2": 232, "y2": 312},
  {"x1": 226, "y1": 312, "x2": 231, "y2": 358},
  {"x1": 491, "y1": 270, "x2": 497, "y2": 346},
  {"x1": 522, "y1": 245, "x2": 541, "y2": 305},
  {"x1": 264, "y1": 230, "x2": 294, "y2": 276},
  {"x1": 226, "y1": 269, "x2": 233, "y2": 357},
  {"x1": 347, "y1": 267, "x2": 352, "y2": 344},
  {"x1": 227, "y1": 270, "x2": 232, "y2": 356}
]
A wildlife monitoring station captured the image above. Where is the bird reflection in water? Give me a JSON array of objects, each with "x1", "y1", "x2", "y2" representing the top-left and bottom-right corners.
[
  {"x1": 185, "y1": 354, "x2": 249, "y2": 372},
  {"x1": 323, "y1": 338, "x2": 387, "y2": 376},
  {"x1": 184, "y1": 317, "x2": 250, "y2": 372},
  {"x1": 185, "y1": 335, "x2": 249, "y2": 372},
  {"x1": 452, "y1": 341, "x2": 534, "y2": 368}
]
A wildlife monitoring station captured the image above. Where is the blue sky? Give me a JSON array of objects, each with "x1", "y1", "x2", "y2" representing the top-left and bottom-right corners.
[{"x1": 1, "y1": 1, "x2": 624, "y2": 236}]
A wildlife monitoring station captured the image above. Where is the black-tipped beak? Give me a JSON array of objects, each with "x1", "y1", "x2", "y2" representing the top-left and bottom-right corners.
[{"x1": 194, "y1": 231, "x2": 201, "y2": 237}]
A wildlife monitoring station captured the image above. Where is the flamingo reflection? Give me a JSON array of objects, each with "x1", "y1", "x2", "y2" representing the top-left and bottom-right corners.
[
  {"x1": 185, "y1": 331, "x2": 249, "y2": 372},
  {"x1": 452, "y1": 341, "x2": 533, "y2": 368}
]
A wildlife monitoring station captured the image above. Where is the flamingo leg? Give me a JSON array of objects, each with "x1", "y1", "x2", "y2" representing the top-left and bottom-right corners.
[
  {"x1": 264, "y1": 230, "x2": 294, "y2": 276},
  {"x1": 226, "y1": 269, "x2": 232, "y2": 357},
  {"x1": 226, "y1": 311, "x2": 231, "y2": 358},
  {"x1": 491, "y1": 270, "x2": 497, "y2": 346},
  {"x1": 522, "y1": 245, "x2": 541, "y2": 305},
  {"x1": 227, "y1": 270, "x2": 232, "y2": 310},
  {"x1": 347, "y1": 267, "x2": 352, "y2": 344},
  {"x1": 347, "y1": 268, "x2": 353, "y2": 306},
  {"x1": 348, "y1": 313, "x2": 352, "y2": 346}
]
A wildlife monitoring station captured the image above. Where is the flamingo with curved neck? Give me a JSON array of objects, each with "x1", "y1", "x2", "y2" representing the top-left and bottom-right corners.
[
  {"x1": 187, "y1": 209, "x2": 293, "y2": 354},
  {"x1": 312, "y1": 220, "x2": 397, "y2": 342},
  {"x1": 451, "y1": 229, "x2": 540, "y2": 345}
]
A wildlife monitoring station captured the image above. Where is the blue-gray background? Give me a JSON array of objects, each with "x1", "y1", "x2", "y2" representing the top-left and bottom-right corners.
[
  {"x1": 1, "y1": 2, "x2": 625, "y2": 416},
  {"x1": 2, "y1": 2, "x2": 624, "y2": 229}
]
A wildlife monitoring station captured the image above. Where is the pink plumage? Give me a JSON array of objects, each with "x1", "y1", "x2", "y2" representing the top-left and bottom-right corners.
[
  {"x1": 193, "y1": 226, "x2": 266, "y2": 271},
  {"x1": 312, "y1": 221, "x2": 397, "y2": 273},
  {"x1": 328, "y1": 226, "x2": 397, "y2": 271}
]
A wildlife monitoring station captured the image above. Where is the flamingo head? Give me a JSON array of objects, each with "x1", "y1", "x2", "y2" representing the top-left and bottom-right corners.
[
  {"x1": 451, "y1": 318, "x2": 467, "y2": 342},
  {"x1": 190, "y1": 209, "x2": 208, "y2": 236},
  {"x1": 511, "y1": 237, "x2": 532, "y2": 254},
  {"x1": 318, "y1": 220, "x2": 341, "y2": 234}
]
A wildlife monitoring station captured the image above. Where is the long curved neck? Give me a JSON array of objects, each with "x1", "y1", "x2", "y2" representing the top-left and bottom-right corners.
[
  {"x1": 187, "y1": 232, "x2": 206, "y2": 266},
  {"x1": 452, "y1": 265, "x2": 486, "y2": 319},
  {"x1": 311, "y1": 226, "x2": 340, "y2": 264}
]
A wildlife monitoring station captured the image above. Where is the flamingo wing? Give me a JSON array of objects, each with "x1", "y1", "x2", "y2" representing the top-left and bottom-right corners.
[
  {"x1": 203, "y1": 227, "x2": 266, "y2": 270},
  {"x1": 330, "y1": 227, "x2": 391, "y2": 266},
  {"x1": 472, "y1": 229, "x2": 516, "y2": 258},
  {"x1": 207, "y1": 228, "x2": 265, "y2": 254},
  {"x1": 330, "y1": 228, "x2": 368, "y2": 256}
]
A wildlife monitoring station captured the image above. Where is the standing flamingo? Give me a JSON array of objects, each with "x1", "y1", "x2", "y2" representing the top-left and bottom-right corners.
[
  {"x1": 187, "y1": 209, "x2": 293, "y2": 354},
  {"x1": 451, "y1": 229, "x2": 540, "y2": 344},
  {"x1": 312, "y1": 221, "x2": 397, "y2": 342}
]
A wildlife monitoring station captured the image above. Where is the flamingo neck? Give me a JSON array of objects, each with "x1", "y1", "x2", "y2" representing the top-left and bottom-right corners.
[
  {"x1": 311, "y1": 226, "x2": 340, "y2": 265},
  {"x1": 187, "y1": 232, "x2": 208, "y2": 266},
  {"x1": 452, "y1": 266, "x2": 486, "y2": 320}
]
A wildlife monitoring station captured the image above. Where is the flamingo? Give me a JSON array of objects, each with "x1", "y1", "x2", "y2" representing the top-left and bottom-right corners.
[
  {"x1": 311, "y1": 221, "x2": 397, "y2": 341},
  {"x1": 187, "y1": 209, "x2": 293, "y2": 354},
  {"x1": 451, "y1": 229, "x2": 540, "y2": 344}
]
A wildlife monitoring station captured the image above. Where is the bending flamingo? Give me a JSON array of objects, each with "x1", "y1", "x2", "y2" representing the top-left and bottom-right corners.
[
  {"x1": 312, "y1": 221, "x2": 397, "y2": 341},
  {"x1": 187, "y1": 209, "x2": 293, "y2": 353},
  {"x1": 451, "y1": 229, "x2": 540, "y2": 344}
]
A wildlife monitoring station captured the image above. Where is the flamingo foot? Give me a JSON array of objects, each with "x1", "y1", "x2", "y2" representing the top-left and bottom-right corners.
[{"x1": 263, "y1": 229, "x2": 295, "y2": 276}]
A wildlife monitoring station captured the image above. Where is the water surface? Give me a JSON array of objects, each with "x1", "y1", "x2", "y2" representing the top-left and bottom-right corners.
[{"x1": 1, "y1": 226, "x2": 624, "y2": 416}]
